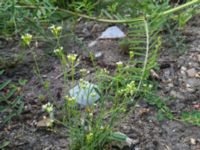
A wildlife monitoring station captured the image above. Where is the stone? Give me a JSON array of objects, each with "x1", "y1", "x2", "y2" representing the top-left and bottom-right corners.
[
  {"x1": 59, "y1": 139, "x2": 68, "y2": 148},
  {"x1": 197, "y1": 54, "x2": 200, "y2": 62},
  {"x1": 186, "y1": 68, "x2": 197, "y2": 77},
  {"x1": 99, "y1": 26, "x2": 126, "y2": 39},
  {"x1": 88, "y1": 40, "x2": 97, "y2": 48},
  {"x1": 170, "y1": 90, "x2": 185, "y2": 99},
  {"x1": 69, "y1": 81, "x2": 100, "y2": 106},
  {"x1": 180, "y1": 66, "x2": 187, "y2": 75},
  {"x1": 94, "y1": 51, "x2": 104, "y2": 60},
  {"x1": 186, "y1": 78, "x2": 200, "y2": 88},
  {"x1": 181, "y1": 66, "x2": 187, "y2": 71},
  {"x1": 190, "y1": 138, "x2": 196, "y2": 145},
  {"x1": 186, "y1": 87, "x2": 196, "y2": 93},
  {"x1": 37, "y1": 117, "x2": 53, "y2": 127},
  {"x1": 168, "y1": 83, "x2": 174, "y2": 88}
]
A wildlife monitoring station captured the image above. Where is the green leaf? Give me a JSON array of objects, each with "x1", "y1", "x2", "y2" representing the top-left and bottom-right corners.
[
  {"x1": 5, "y1": 87, "x2": 17, "y2": 100},
  {"x1": 110, "y1": 132, "x2": 128, "y2": 142},
  {"x1": 0, "y1": 70, "x2": 4, "y2": 75},
  {"x1": 18, "y1": 79, "x2": 27, "y2": 86},
  {"x1": 0, "y1": 105, "x2": 7, "y2": 111},
  {"x1": 0, "y1": 140, "x2": 10, "y2": 149},
  {"x1": 0, "y1": 80, "x2": 11, "y2": 91}
]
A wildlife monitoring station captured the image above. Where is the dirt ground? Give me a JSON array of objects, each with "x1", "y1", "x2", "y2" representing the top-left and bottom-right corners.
[{"x1": 0, "y1": 14, "x2": 200, "y2": 150}]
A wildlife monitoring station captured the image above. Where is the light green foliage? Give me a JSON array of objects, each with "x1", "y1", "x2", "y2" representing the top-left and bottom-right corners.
[
  {"x1": 182, "y1": 111, "x2": 200, "y2": 126},
  {"x1": 0, "y1": 140, "x2": 10, "y2": 149},
  {"x1": 0, "y1": 0, "x2": 55, "y2": 36}
]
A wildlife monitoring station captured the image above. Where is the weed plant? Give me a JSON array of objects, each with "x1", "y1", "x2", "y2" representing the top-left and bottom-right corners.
[
  {"x1": 46, "y1": 25, "x2": 140, "y2": 149},
  {"x1": 23, "y1": 21, "x2": 168, "y2": 149},
  {"x1": 3, "y1": 0, "x2": 199, "y2": 149}
]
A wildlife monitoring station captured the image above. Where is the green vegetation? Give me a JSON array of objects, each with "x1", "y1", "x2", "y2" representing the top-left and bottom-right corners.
[
  {"x1": 0, "y1": 70, "x2": 24, "y2": 126},
  {"x1": 1, "y1": 0, "x2": 200, "y2": 149},
  {"x1": 182, "y1": 110, "x2": 200, "y2": 126}
]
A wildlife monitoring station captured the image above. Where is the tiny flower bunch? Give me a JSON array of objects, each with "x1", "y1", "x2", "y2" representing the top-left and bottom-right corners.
[
  {"x1": 42, "y1": 102, "x2": 54, "y2": 126},
  {"x1": 116, "y1": 61, "x2": 123, "y2": 72},
  {"x1": 53, "y1": 46, "x2": 63, "y2": 56},
  {"x1": 67, "y1": 54, "x2": 78, "y2": 64},
  {"x1": 49, "y1": 25, "x2": 62, "y2": 38},
  {"x1": 142, "y1": 83, "x2": 153, "y2": 92},
  {"x1": 21, "y1": 33, "x2": 32, "y2": 46},
  {"x1": 118, "y1": 80, "x2": 137, "y2": 96},
  {"x1": 79, "y1": 78, "x2": 90, "y2": 89},
  {"x1": 49, "y1": 25, "x2": 63, "y2": 56},
  {"x1": 42, "y1": 102, "x2": 54, "y2": 113},
  {"x1": 100, "y1": 68, "x2": 110, "y2": 75},
  {"x1": 65, "y1": 95, "x2": 77, "y2": 107},
  {"x1": 80, "y1": 68, "x2": 90, "y2": 77}
]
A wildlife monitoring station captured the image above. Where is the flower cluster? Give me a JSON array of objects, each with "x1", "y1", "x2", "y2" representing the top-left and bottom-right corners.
[
  {"x1": 80, "y1": 68, "x2": 89, "y2": 77},
  {"x1": 49, "y1": 25, "x2": 62, "y2": 37},
  {"x1": 42, "y1": 102, "x2": 54, "y2": 113},
  {"x1": 67, "y1": 54, "x2": 77, "y2": 63},
  {"x1": 143, "y1": 83, "x2": 153, "y2": 91},
  {"x1": 100, "y1": 68, "x2": 110, "y2": 75},
  {"x1": 116, "y1": 61, "x2": 123, "y2": 71},
  {"x1": 21, "y1": 33, "x2": 32, "y2": 46},
  {"x1": 53, "y1": 46, "x2": 63, "y2": 56},
  {"x1": 118, "y1": 80, "x2": 136, "y2": 96},
  {"x1": 65, "y1": 95, "x2": 77, "y2": 106},
  {"x1": 79, "y1": 79, "x2": 90, "y2": 89}
]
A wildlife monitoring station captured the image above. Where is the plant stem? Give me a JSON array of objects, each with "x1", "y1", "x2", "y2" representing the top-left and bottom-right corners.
[
  {"x1": 16, "y1": 0, "x2": 200, "y2": 23},
  {"x1": 71, "y1": 61, "x2": 75, "y2": 89},
  {"x1": 160, "y1": 0, "x2": 200, "y2": 16},
  {"x1": 30, "y1": 48, "x2": 42, "y2": 81}
]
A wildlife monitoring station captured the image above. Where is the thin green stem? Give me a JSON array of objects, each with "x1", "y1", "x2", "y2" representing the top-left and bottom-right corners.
[
  {"x1": 16, "y1": 0, "x2": 200, "y2": 24},
  {"x1": 30, "y1": 48, "x2": 42, "y2": 81},
  {"x1": 160, "y1": 0, "x2": 200, "y2": 16},
  {"x1": 71, "y1": 61, "x2": 75, "y2": 89}
]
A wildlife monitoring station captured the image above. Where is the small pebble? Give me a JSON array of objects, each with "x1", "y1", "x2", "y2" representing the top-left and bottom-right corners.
[
  {"x1": 88, "y1": 40, "x2": 97, "y2": 47},
  {"x1": 190, "y1": 138, "x2": 196, "y2": 145},
  {"x1": 187, "y1": 68, "x2": 197, "y2": 77}
]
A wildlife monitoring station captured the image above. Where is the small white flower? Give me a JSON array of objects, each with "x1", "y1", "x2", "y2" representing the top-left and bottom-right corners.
[
  {"x1": 90, "y1": 92, "x2": 96, "y2": 97},
  {"x1": 116, "y1": 61, "x2": 123, "y2": 66},
  {"x1": 49, "y1": 25, "x2": 62, "y2": 37},
  {"x1": 53, "y1": 46, "x2": 63, "y2": 54},
  {"x1": 42, "y1": 102, "x2": 53, "y2": 113},
  {"x1": 116, "y1": 61, "x2": 123, "y2": 69},
  {"x1": 21, "y1": 33, "x2": 32, "y2": 46},
  {"x1": 89, "y1": 113, "x2": 93, "y2": 117},
  {"x1": 149, "y1": 84, "x2": 153, "y2": 89},
  {"x1": 67, "y1": 54, "x2": 77, "y2": 62}
]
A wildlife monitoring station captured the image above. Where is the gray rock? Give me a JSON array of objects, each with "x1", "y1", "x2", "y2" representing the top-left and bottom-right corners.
[
  {"x1": 170, "y1": 90, "x2": 185, "y2": 99},
  {"x1": 69, "y1": 81, "x2": 100, "y2": 106},
  {"x1": 99, "y1": 26, "x2": 126, "y2": 39},
  {"x1": 88, "y1": 40, "x2": 97, "y2": 48},
  {"x1": 186, "y1": 68, "x2": 197, "y2": 77},
  {"x1": 94, "y1": 51, "x2": 104, "y2": 60},
  {"x1": 186, "y1": 78, "x2": 200, "y2": 88},
  {"x1": 197, "y1": 54, "x2": 200, "y2": 62}
]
